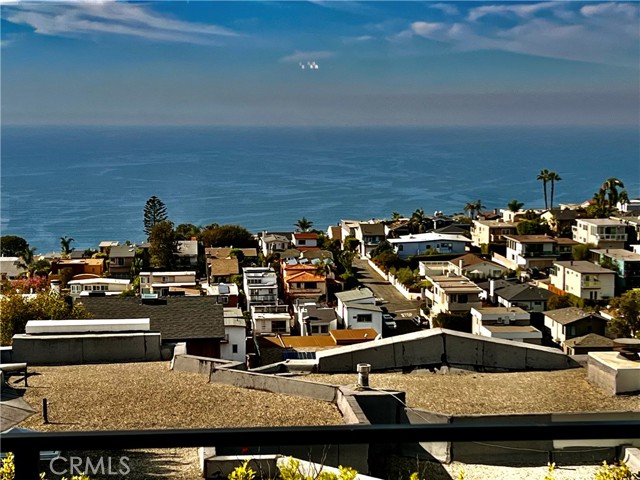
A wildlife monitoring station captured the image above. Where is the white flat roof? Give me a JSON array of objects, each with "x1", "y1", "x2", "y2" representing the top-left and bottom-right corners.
[
  {"x1": 26, "y1": 319, "x2": 151, "y2": 334},
  {"x1": 68, "y1": 278, "x2": 130, "y2": 285},
  {"x1": 140, "y1": 271, "x2": 196, "y2": 276},
  {"x1": 389, "y1": 233, "x2": 471, "y2": 244}
]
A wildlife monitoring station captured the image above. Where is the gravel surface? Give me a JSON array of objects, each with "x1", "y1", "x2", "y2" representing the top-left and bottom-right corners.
[
  {"x1": 308, "y1": 367, "x2": 640, "y2": 415},
  {"x1": 14, "y1": 361, "x2": 343, "y2": 479}
]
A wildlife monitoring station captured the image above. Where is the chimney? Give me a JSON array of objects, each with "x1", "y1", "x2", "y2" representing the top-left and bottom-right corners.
[
  {"x1": 489, "y1": 279, "x2": 495, "y2": 302},
  {"x1": 458, "y1": 260, "x2": 463, "y2": 275}
]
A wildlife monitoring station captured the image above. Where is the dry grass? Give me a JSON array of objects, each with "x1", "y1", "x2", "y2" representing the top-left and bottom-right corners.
[
  {"x1": 308, "y1": 368, "x2": 640, "y2": 415},
  {"x1": 13, "y1": 361, "x2": 343, "y2": 479}
]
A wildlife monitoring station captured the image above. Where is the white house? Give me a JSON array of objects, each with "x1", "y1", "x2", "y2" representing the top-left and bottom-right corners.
[
  {"x1": 291, "y1": 232, "x2": 318, "y2": 250},
  {"x1": 572, "y1": 218, "x2": 627, "y2": 249},
  {"x1": 243, "y1": 267, "x2": 278, "y2": 309},
  {"x1": 470, "y1": 307, "x2": 542, "y2": 344},
  {"x1": 447, "y1": 254, "x2": 509, "y2": 279},
  {"x1": 354, "y1": 222, "x2": 386, "y2": 258},
  {"x1": 388, "y1": 232, "x2": 470, "y2": 259},
  {"x1": 221, "y1": 307, "x2": 246, "y2": 362},
  {"x1": 498, "y1": 235, "x2": 576, "y2": 271},
  {"x1": 176, "y1": 240, "x2": 199, "y2": 268},
  {"x1": 250, "y1": 304, "x2": 291, "y2": 335},
  {"x1": 205, "y1": 282, "x2": 240, "y2": 307},
  {"x1": 259, "y1": 232, "x2": 291, "y2": 257},
  {"x1": 550, "y1": 261, "x2": 616, "y2": 301},
  {"x1": 139, "y1": 271, "x2": 197, "y2": 296},
  {"x1": 68, "y1": 278, "x2": 131, "y2": 297},
  {"x1": 334, "y1": 287, "x2": 382, "y2": 334},
  {"x1": 470, "y1": 220, "x2": 518, "y2": 248}
]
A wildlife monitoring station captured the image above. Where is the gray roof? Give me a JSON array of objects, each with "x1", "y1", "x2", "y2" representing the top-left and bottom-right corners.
[
  {"x1": 0, "y1": 257, "x2": 25, "y2": 279},
  {"x1": 343, "y1": 302, "x2": 382, "y2": 313},
  {"x1": 563, "y1": 333, "x2": 613, "y2": 348},
  {"x1": 554, "y1": 261, "x2": 615, "y2": 274},
  {"x1": 591, "y1": 249, "x2": 640, "y2": 262},
  {"x1": 496, "y1": 284, "x2": 553, "y2": 302},
  {"x1": 335, "y1": 287, "x2": 375, "y2": 302},
  {"x1": 109, "y1": 245, "x2": 136, "y2": 259},
  {"x1": 177, "y1": 240, "x2": 198, "y2": 257},
  {"x1": 304, "y1": 306, "x2": 337, "y2": 322},
  {"x1": 77, "y1": 296, "x2": 225, "y2": 341},
  {"x1": 543, "y1": 307, "x2": 607, "y2": 326},
  {"x1": 359, "y1": 223, "x2": 386, "y2": 236}
]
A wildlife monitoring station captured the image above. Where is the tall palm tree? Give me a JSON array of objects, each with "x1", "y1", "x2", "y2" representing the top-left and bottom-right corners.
[
  {"x1": 463, "y1": 201, "x2": 476, "y2": 220},
  {"x1": 409, "y1": 208, "x2": 427, "y2": 233},
  {"x1": 537, "y1": 169, "x2": 550, "y2": 209},
  {"x1": 391, "y1": 211, "x2": 402, "y2": 221},
  {"x1": 473, "y1": 199, "x2": 486, "y2": 217},
  {"x1": 294, "y1": 217, "x2": 313, "y2": 232},
  {"x1": 547, "y1": 171, "x2": 561, "y2": 210},
  {"x1": 618, "y1": 190, "x2": 630, "y2": 210},
  {"x1": 601, "y1": 178, "x2": 625, "y2": 208},
  {"x1": 507, "y1": 199, "x2": 524, "y2": 213},
  {"x1": 17, "y1": 246, "x2": 37, "y2": 278},
  {"x1": 60, "y1": 236, "x2": 75, "y2": 256}
]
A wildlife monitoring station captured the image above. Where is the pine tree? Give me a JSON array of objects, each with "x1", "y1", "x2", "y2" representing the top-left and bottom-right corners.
[{"x1": 143, "y1": 196, "x2": 168, "y2": 237}]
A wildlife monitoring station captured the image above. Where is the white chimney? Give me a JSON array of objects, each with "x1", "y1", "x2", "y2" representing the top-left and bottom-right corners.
[{"x1": 489, "y1": 279, "x2": 495, "y2": 302}]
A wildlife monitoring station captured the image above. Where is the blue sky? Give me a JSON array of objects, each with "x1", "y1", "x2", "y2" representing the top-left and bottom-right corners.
[{"x1": 1, "y1": 1, "x2": 638, "y2": 126}]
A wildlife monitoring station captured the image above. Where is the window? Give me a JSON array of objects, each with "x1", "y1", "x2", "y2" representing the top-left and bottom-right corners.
[
  {"x1": 232, "y1": 344, "x2": 238, "y2": 354},
  {"x1": 298, "y1": 239, "x2": 306, "y2": 245},
  {"x1": 456, "y1": 294, "x2": 468, "y2": 304},
  {"x1": 306, "y1": 282, "x2": 317, "y2": 289},
  {"x1": 220, "y1": 296, "x2": 229, "y2": 304},
  {"x1": 356, "y1": 314, "x2": 372, "y2": 323},
  {"x1": 272, "y1": 320, "x2": 287, "y2": 333}
]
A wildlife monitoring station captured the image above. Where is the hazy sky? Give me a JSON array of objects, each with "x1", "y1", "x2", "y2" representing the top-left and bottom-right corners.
[{"x1": 2, "y1": 1, "x2": 639, "y2": 126}]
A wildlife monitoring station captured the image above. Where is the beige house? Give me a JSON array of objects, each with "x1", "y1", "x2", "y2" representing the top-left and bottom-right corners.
[
  {"x1": 423, "y1": 274, "x2": 482, "y2": 318},
  {"x1": 572, "y1": 218, "x2": 627, "y2": 249},
  {"x1": 139, "y1": 271, "x2": 197, "y2": 296},
  {"x1": 471, "y1": 220, "x2": 518, "y2": 248},
  {"x1": 497, "y1": 235, "x2": 576, "y2": 270},
  {"x1": 470, "y1": 307, "x2": 542, "y2": 344},
  {"x1": 550, "y1": 261, "x2": 615, "y2": 301}
]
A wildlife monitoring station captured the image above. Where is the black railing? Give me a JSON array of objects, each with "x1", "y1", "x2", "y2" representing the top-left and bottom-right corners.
[{"x1": 3, "y1": 421, "x2": 640, "y2": 479}]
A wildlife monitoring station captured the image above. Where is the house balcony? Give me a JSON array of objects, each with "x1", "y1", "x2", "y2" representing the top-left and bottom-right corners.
[
  {"x1": 581, "y1": 281, "x2": 601, "y2": 289},
  {"x1": 489, "y1": 234, "x2": 508, "y2": 243},
  {"x1": 447, "y1": 301, "x2": 482, "y2": 312},
  {"x1": 595, "y1": 233, "x2": 627, "y2": 242},
  {"x1": 521, "y1": 251, "x2": 558, "y2": 258},
  {"x1": 250, "y1": 295, "x2": 278, "y2": 303}
]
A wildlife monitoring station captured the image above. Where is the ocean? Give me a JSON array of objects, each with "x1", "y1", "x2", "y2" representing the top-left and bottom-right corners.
[{"x1": 1, "y1": 125, "x2": 638, "y2": 253}]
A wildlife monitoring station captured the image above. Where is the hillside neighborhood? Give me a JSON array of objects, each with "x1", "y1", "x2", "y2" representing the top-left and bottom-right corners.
[{"x1": 1, "y1": 179, "x2": 640, "y2": 479}]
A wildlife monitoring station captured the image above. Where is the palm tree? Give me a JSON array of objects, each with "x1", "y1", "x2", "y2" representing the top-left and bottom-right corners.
[
  {"x1": 618, "y1": 190, "x2": 630, "y2": 211},
  {"x1": 60, "y1": 236, "x2": 75, "y2": 256},
  {"x1": 314, "y1": 259, "x2": 333, "y2": 302},
  {"x1": 601, "y1": 178, "x2": 625, "y2": 208},
  {"x1": 409, "y1": 208, "x2": 427, "y2": 233},
  {"x1": 463, "y1": 201, "x2": 476, "y2": 220},
  {"x1": 547, "y1": 171, "x2": 561, "y2": 210},
  {"x1": 537, "y1": 169, "x2": 550, "y2": 209},
  {"x1": 473, "y1": 199, "x2": 486, "y2": 217},
  {"x1": 391, "y1": 211, "x2": 402, "y2": 221},
  {"x1": 507, "y1": 199, "x2": 524, "y2": 213},
  {"x1": 17, "y1": 246, "x2": 37, "y2": 278},
  {"x1": 294, "y1": 217, "x2": 313, "y2": 232}
]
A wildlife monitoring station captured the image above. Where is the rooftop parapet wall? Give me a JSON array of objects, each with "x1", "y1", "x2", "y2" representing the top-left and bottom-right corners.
[{"x1": 315, "y1": 328, "x2": 579, "y2": 373}]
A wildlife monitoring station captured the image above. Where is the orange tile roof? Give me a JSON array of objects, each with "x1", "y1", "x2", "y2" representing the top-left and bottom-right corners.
[
  {"x1": 285, "y1": 272, "x2": 325, "y2": 284},
  {"x1": 293, "y1": 233, "x2": 319, "y2": 239},
  {"x1": 330, "y1": 328, "x2": 378, "y2": 344},
  {"x1": 260, "y1": 335, "x2": 336, "y2": 349}
]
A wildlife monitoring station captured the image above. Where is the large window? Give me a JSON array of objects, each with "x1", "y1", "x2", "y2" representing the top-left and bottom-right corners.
[
  {"x1": 356, "y1": 314, "x2": 372, "y2": 323},
  {"x1": 272, "y1": 320, "x2": 287, "y2": 333}
]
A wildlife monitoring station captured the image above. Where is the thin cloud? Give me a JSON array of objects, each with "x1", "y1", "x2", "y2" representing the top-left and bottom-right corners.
[
  {"x1": 279, "y1": 50, "x2": 335, "y2": 63},
  {"x1": 406, "y1": 2, "x2": 639, "y2": 66},
  {"x1": 430, "y1": 3, "x2": 459, "y2": 16},
  {"x1": 342, "y1": 34, "x2": 374, "y2": 44},
  {"x1": 2, "y1": 1, "x2": 239, "y2": 45}
]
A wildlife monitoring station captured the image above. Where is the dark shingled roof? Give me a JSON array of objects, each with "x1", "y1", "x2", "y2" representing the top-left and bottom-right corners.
[
  {"x1": 496, "y1": 284, "x2": 553, "y2": 302},
  {"x1": 77, "y1": 296, "x2": 225, "y2": 341},
  {"x1": 563, "y1": 333, "x2": 613, "y2": 348},
  {"x1": 543, "y1": 307, "x2": 607, "y2": 326}
]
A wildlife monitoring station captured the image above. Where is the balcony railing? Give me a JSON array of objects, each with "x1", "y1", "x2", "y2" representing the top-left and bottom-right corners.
[
  {"x1": 3, "y1": 421, "x2": 639, "y2": 480},
  {"x1": 595, "y1": 233, "x2": 627, "y2": 241}
]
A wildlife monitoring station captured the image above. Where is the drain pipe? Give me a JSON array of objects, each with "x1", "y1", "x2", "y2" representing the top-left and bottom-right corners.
[{"x1": 357, "y1": 363, "x2": 371, "y2": 389}]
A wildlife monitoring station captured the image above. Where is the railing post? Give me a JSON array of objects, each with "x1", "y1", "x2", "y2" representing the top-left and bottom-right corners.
[{"x1": 13, "y1": 448, "x2": 40, "y2": 480}]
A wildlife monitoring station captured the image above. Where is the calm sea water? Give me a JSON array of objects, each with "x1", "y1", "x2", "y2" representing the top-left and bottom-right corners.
[{"x1": 1, "y1": 125, "x2": 638, "y2": 253}]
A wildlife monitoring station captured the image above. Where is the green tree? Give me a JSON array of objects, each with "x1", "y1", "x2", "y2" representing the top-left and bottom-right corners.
[
  {"x1": 547, "y1": 294, "x2": 573, "y2": 310},
  {"x1": 609, "y1": 290, "x2": 640, "y2": 338},
  {"x1": 143, "y1": 195, "x2": 169, "y2": 237},
  {"x1": 1, "y1": 292, "x2": 90, "y2": 345},
  {"x1": 517, "y1": 219, "x2": 548, "y2": 235},
  {"x1": 369, "y1": 240, "x2": 394, "y2": 258},
  {"x1": 200, "y1": 224, "x2": 257, "y2": 248},
  {"x1": 60, "y1": 236, "x2": 75, "y2": 256},
  {"x1": 294, "y1": 217, "x2": 314, "y2": 232},
  {"x1": 548, "y1": 171, "x2": 561, "y2": 209},
  {"x1": 572, "y1": 243, "x2": 596, "y2": 261},
  {"x1": 600, "y1": 177, "x2": 625, "y2": 209},
  {"x1": 473, "y1": 199, "x2": 486, "y2": 216},
  {"x1": 175, "y1": 223, "x2": 202, "y2": 241},
  {"x1": 16, "y1": 246, "x2": 38, "y2": 278},
  {"x1": 149, "y1": 220, "x2": 177, "y2": 269},
  {"x1": 409, "y1": 208, "x2": 428, "y2": 233},
  {"x1": 0, "y1": 236, "x2": 28, "y2": 257},
  {"x1": 537, "y1": 169, "x2": 551, "y2": 209},
  {"x1": 507, "y1": 199, "x2": 524, "y2": 213},
  {"x1": 343, "y1": 236, "x2": 360, "y2": 253},
  {"x1": 391, "y1": 211, "x2": 402, "y2": 221}
]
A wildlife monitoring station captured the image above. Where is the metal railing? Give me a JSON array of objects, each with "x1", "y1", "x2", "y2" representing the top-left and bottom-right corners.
[{"x1": 3, "y1": 421, "x2": 640, "y2": 480}]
